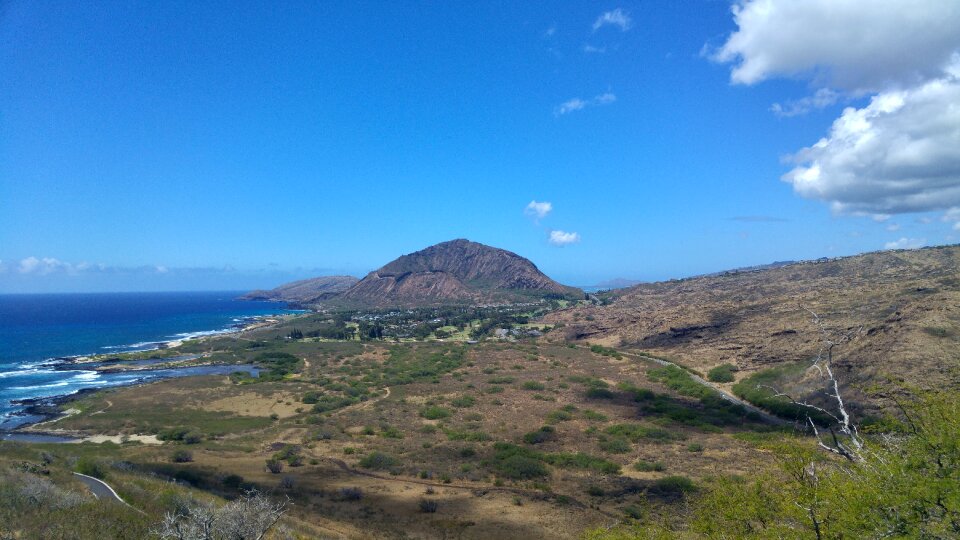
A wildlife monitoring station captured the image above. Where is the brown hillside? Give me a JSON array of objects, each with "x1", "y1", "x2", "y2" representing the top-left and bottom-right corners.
[{"x1": 544, "y1": 245, "x2": 960, "y2": 408}]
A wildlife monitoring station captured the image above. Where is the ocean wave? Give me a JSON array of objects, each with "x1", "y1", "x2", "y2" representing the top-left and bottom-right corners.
[
  {"x1": 70, "y1": 371, "x2": 100, "y2": 382},
  {"x1": 10, "y1": 381, "x2": 71, "y2": 390},
  {"x1": 101, "y1": 341, "x2": 162, "y2": 350},
  {"x1": 0, "y1": 368, "x2": 54, "y2": 378},
  {"x1": 170, "y1": 328, "x2": 234, "y2": 340}
]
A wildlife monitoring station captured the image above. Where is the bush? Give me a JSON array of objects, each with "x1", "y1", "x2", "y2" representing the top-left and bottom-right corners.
[
  {"x1": 171, "y1": 450, "x2": 193, "y2": 463},
  {"x1": 599, "y1": 437, "x2": 631, "y2": 454},
  {"x1": 707, "y1": 363, "x2": 737, "y2": 383},
  {"x1": 587, "y1": 485, "x2": 605, "y2": 497},
  {"x1": 75, "y1": 458, "x2": 107, "y2": 479},
  {"x1": 420, "y1": 406, "x2": 452, "y2": 420},
  {"x1": 634, "y1": 460, "x2": 666, "y2": 472},
  {"x1": 183, "y1": 431, "x2": 203, "y2": 444},
  {"x1": 451, "y1": 395, "x2": 476, "y2": 408},
  {"x1": 687, "y1": 443, "x2": 704, "y2": 452},
  {"x1": 418, "y1": 499, "x2": 439, "y2": 513},
  {"x1": 523, "y1": 426, "x2": 556, "y2": 445},
  {"x1": 266, "y1": 459, "x2": 284, "y2": 474},
  {"x1": 586, "y1": 387, "x2": 615, "y2": 399},
  {"x1": 359, "y1": 451, "x2": 399, "y2": 470},
  {"x1": 222, "y1": 474, "x2": 245, "y2": 489},
  {"x1": 522, "y1": 381, "x2": 546, "y2": 391},
  {"x1": 650, "y1": 475, "x2": 697, "y2": 495},
  {"x1": 498, "y1": 455, "x2": 550, "y2": 480},
  {"x1": 336, "y1": 487, "x2": 363, "y2": 501}
]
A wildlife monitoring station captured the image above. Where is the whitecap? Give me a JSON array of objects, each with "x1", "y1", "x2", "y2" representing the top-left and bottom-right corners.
[{"x1": 10, "y1": 381, "x2": 70, "y2": 390}]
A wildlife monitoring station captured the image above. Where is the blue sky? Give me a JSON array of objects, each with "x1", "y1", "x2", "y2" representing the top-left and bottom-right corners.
[{"x1": 2, "y1": 1, "x2": 959, "y2": 292}]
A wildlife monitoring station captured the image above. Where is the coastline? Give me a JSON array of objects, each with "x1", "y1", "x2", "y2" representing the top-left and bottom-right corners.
[{"x1": 0, "y1": 311, "x2": 293, "y2": 438}]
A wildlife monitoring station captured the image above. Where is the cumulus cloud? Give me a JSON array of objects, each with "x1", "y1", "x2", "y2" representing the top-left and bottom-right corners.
[
  {"x1": 555, "y1": 93, "x2": 616, "y2": 116},
  {"x1": 712, "y1": 0, "x2": 960, "y2": 92},
  {"x1": 713, "y1": 1, "x2": 960, "y2": 218},
  {"x1": 884, "y1": 237, "x2": 926, "y2": 250},
  {"x1": 770, "y1": 88, "x2": 839, "y2": 117},
  {"x1": 593, "y1": 9, "x2": 632, "y2": 32},
  {"x1": 549, "y1": 230, "x2": 581, "y2": 246},
  {"x1": 782, "y1": 72, "x2": 960, "y2": 214},
  {"x1": 524, "y1": 200, "x2": 553, "y2": 220}
]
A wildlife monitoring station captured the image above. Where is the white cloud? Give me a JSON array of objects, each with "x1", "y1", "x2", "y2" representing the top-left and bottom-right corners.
[
  {"x1": 714, "y1": 2, "x2": 960, "y2": 219},
  {"x1": 886, "y1": 223, "x2": 901, "y2": 232},
  {"x1": 524, "y1": 200, "x2": 553, "y2": 220},
  {"x1": 593, "y1": 9, "x2": 632, "y2": 32},
  {"x1": 782, "y1": 71, "x2": 960, "y2": 214},
  {"x1": 555, "y1": 98, "x2": 586, "y2": 115},
  {"x1": 549, "y1": 230, "x2": 581, "y2": 246},
  {"x1": 712, "y1": 0, "x2": 960, "y2": 92},
  {"x1": 770, "y1": 88, "x2": 839, "y2": 117},
  {"x1": 554, "y1": 93, "x2": 617, "y2": 116},
  {"x1": 17, "y1": 257, "x2": 73, "y2": 275},
  {"x1": 884, "y1": 237, "x2": 926, "y2": 250},
  {"x1": 583, "y1": 44, "x2": 606, "y2": 54}
]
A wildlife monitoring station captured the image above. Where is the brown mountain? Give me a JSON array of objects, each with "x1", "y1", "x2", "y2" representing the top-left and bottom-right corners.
[
  {"x1": 329, "y1": 239, "x2": 583, "y2": 308},
  {"x1": 241, "y1": 275, "x2": 359, "y2": 306},
  {"x1": 545, "y1": 244, "x2": 960, "y2": 413}
]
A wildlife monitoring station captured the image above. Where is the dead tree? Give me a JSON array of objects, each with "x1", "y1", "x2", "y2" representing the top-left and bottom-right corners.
[{"x1": 153, "y1": 489, "x2": 288, "y2": 540}]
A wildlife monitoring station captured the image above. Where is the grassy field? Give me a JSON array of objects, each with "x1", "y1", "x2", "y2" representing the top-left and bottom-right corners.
[{"x1": 6, "y1": 332, "x2": 791, "y2": 539}]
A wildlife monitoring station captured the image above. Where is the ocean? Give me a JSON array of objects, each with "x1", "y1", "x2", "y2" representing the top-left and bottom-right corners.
[{"x1": 0, "y1": 291, "x2": 297, "y2": 429}]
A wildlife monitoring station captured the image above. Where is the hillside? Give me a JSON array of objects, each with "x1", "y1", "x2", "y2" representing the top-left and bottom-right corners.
[
  {"x1": 241, "y1": 275, "x2": 359, "y2": 306},
  {"x1": 329, "y1": 239, "x2": 583, "y2": 308},
  {"x1": 545, "y1": 245, "x2": 960, "y2": 411}
]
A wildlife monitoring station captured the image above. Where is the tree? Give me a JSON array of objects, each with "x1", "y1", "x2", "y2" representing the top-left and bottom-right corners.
[{"x1": 153, "y1": 490, "x2": 287, "y2": 540}]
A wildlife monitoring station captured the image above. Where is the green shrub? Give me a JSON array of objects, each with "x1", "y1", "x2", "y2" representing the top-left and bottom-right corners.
[
  {"x1": 732, "y1": 365, "x2": 833, "y2": 423},
  {"x1": 707, "y1": 364, "x2": 737, "y2": 383},
  {"x1": 523, "y1": 426, "x2": 556, "y2": 445},
  {"x1": 498, "y1": 454, "x2": 550, "y2": 480},
  {"x1": 605, "y1": 423, "x2": 683, "y2": 443},
  {"x1": 75, "y1": 457, "x2": 107, "y2": 479},
  {"x1": 171, "y1": 450, "x2": 193, "y2": 463},
  {"x1": 586, "y1": 387, "x2": 615, "y2": 399},
  {"x1": 522, "y1": 381, "x2": 546, "y2": 391},
  {"x1": 420, "y1": 406, "x2": 452, "y2": 420},
  {"x1": 582, "y1": 409, "x2": 608, "y2": 421},
  {"x1": 634, "y1": 460, "x2": 666, "y2": 472},
  {"x1": 359, "y1": 451, "x2": 399, "y2": 470},
  {"x1": 650, "y1": 475, "x2": 697, "y2": 495},
  {"x1": 451, "y1": 395, "x2": 476, "y2": 408},
  {"x1": 687, "y1": 443, "x2": 704, "y2": 452},
  {"x1": 598, "y1": 437, "x2": 631, "y2": 454}
]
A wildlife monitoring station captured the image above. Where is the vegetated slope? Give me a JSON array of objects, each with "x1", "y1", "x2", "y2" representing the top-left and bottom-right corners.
[
  {"x1": 330, "y1": 239, "x2": 583, "y2": 308},
  {"x1": 241, "y1": 275, "x2": 359, "y2": 305},
  {"x1": 545, "y1": 245, "x2": 960, "y2": 411}
]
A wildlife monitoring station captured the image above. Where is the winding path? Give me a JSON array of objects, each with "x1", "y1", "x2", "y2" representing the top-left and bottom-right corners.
[{"x1": 73, "y1": 472, "x2": 146, "y2": 514}]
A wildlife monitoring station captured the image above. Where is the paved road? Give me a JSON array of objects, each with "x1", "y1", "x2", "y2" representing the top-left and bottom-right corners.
[{"x1": 74, "y1": 472, "x2": 125, "y2": 502}]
